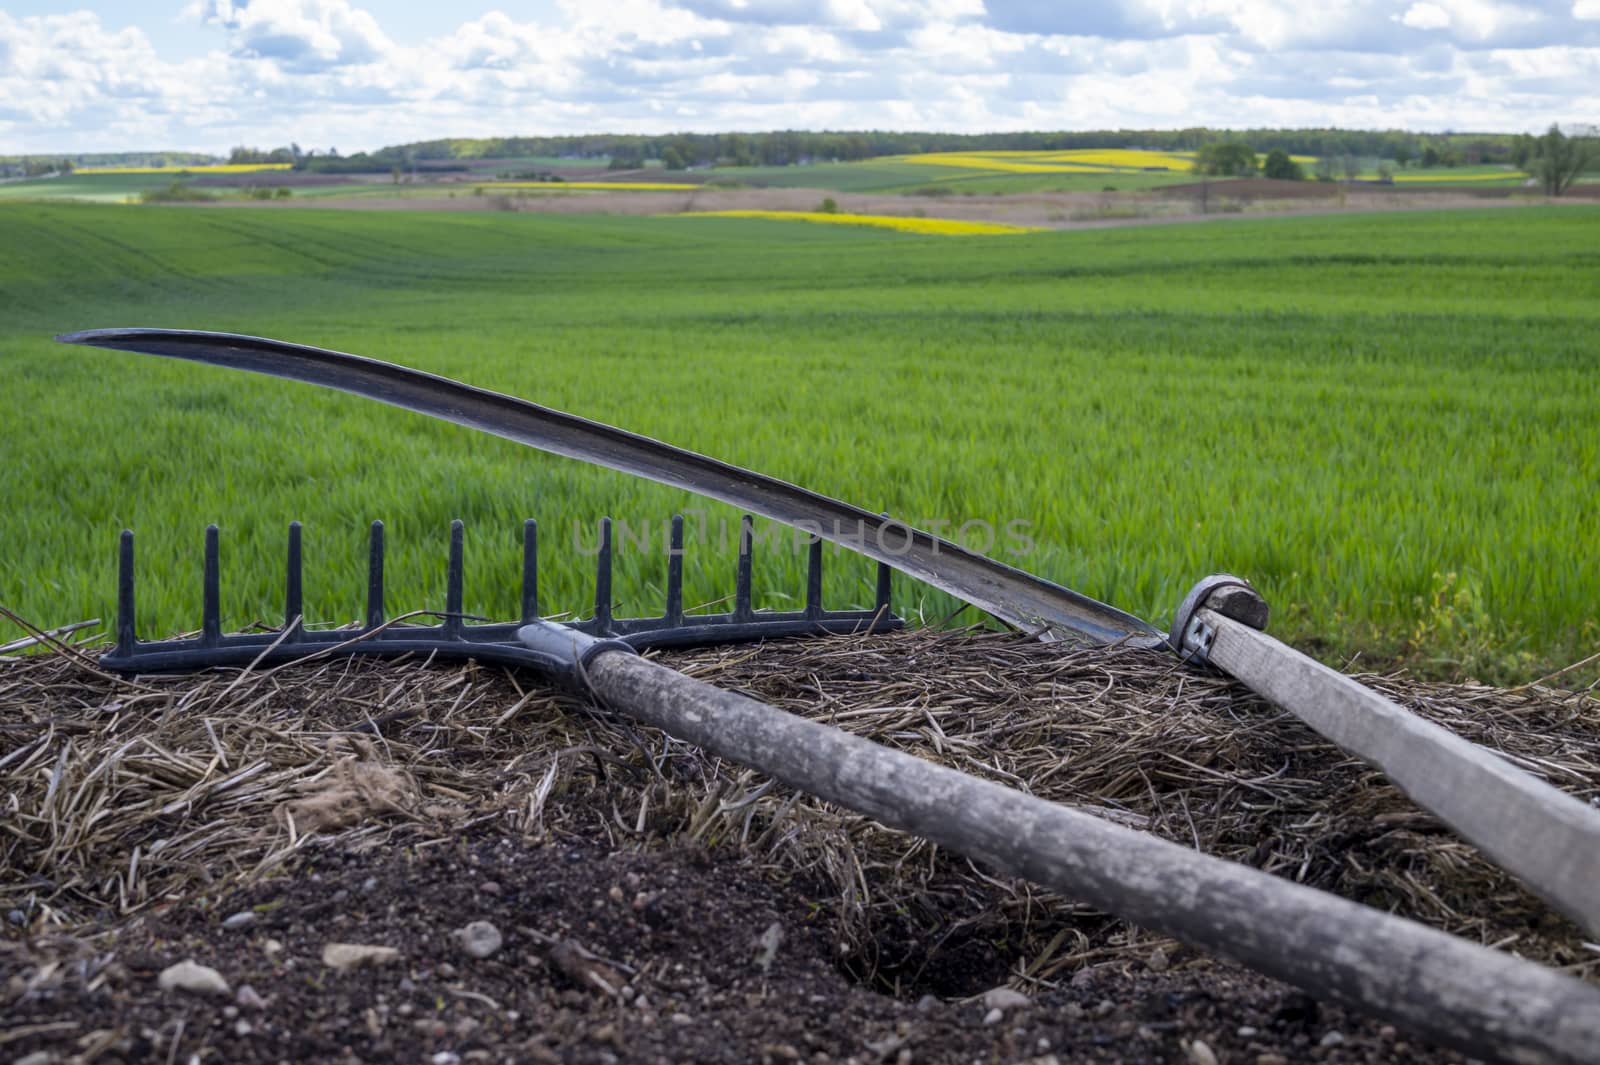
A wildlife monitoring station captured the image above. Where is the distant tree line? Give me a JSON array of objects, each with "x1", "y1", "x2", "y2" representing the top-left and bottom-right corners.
[
  {"x1": 0, "y1": 157, "x2": 75, "y2": 178},
  {"x1": 286, "y1": 128, "x2": 1565, "y2": 173},
  {"x1": 228, "y1": 145, "x2": 297, "y2": 165},
  {"x1": 1, "y1": 151, "x2": 215, "y2": 178},
  {"x1": 188, "y1": 126, "x2": 1600, "y2": 197}
]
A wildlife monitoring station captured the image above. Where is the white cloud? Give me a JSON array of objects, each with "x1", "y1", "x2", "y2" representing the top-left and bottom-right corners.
[
  {"x1": 1400, "y1": 3, "x2": 1452, "y2": 29},
  {"x1": 1, "y1": 2, "x2": 1598, "y2": 154},
  {"x1": 186, "y1": 0, "x2": 392, "y2": 70}
]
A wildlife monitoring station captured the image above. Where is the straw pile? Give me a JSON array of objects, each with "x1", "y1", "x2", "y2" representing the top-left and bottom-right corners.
[{"x1": 3, "y1": 626, "x2": 1598, "y2": 990}]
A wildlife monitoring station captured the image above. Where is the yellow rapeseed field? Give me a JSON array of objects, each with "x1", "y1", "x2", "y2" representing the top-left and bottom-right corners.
[
  {"x1": 892, "y1": 152, "x2": 1104, "y2": 173},
  {"x1": 1392, "y1": 171, "x2": 1520, "y2": 183},
  {"x1": 1035, "y1": 149, "x2": 1192, "y2": 169},
  {"x1": 680, "y1": 210, "x2": 1040, "y2": 235},
  {"x1": 896, "y1": 148, "x2": 1320, "y2": 175},
  {"x1": 79, "y1": 163, "x2": 294, "y2": 175},
  {"x1": 484, "y1": 181, "x2": 701, "y2": 191}
]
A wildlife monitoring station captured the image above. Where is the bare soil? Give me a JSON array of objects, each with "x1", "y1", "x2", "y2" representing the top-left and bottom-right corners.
[{"x1": 4, "y1": 816, "x2": 1444, "y2": 1065}]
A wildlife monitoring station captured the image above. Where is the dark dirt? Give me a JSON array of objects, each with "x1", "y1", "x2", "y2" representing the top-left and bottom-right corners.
[{"x1": 6, "y1": 814, "x2": 1444, "y2": 1065}]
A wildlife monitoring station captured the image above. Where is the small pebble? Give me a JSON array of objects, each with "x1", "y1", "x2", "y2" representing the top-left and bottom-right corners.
[
  {"x1": 1237, "y1": 1026, "x2": 1258, "y2": 1037},
  {"x1": 1068, "y1": 968, "x2": 1096, "y2": 988},
  {"x1": 981, "y1": 1007, "x2": 1004, "y2": 1026},
  {"x1": 669, "y1": 1012, "x2": 693, "y2": 1025},
  {"x1": 608, "y1": 885, "x2": 625, "y2": 902},
  {"x1": 1378, "y1": 1025, "x2": 1397, "y2": 1040},
  {"x1": 1319, "y1": 1031, "x2": 1345, "y2": 1048},
  {"x1": 233, "y1": 1019, "x2": 253, "y2": 1037},
  {"x1": 1186, "y1": 1040, "x2": 1218, "y2": 1065},
  {"x1": 431, "y1": 1053, "x2": 461, "y2": 1065},
  {"x1": 223, "y1": 1005, "x2": 239, "y2": 1019},
  {"x1": 158, "y1": 960, "x2": 231, "y2": 997},
  {"x1": 1146, "y1": 947, "x2": 1170, "y2": 973},
  {"x1": 399, "y1": 978, "x2": 416, "y2": 992},
  {"x1": 322, "y1": 943, "x2": 401, "y2": 971},
  {"x1": 478, "y1": 880, "x2": 501, "y2": 896},
  {"x1": 236, "y1": 984, "x2": 266, "y2": 1010},
  {"x1": 14, "y1": 1052, "x2": 52, "y2": 1065},
  {"x1": 361, "y1": 877, "x2": 379, "y2": 893},
  {"x1": 454, "y1": 921, "x2": 503, "y2": 960},
  {"x1": 262, "y1": 938, "x2": 284, "y2": 956},
  {"x1": 915, "y1": 994, "x2": 941, "y2": 1013},
  {"x1": 7, "y1": 909, "x2": 28, "y2": 927},
  {"x1": 222, "y1": 911, "x2": 257, "y2": 931},
  {"x1": 982, "y1": 987, "x2": 1032, "y2": 1012},
  {"x1": 1256, "y1": 1055, "x2": 1288, "y2": 1065}
]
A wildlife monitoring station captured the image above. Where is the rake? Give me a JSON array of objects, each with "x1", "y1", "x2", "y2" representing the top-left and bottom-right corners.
[
  {"x1": 52, "y1": 328, "x2": 1600, "y2": 1065},
  {"x1": 105, "y1": 515, "x2": 898, "y2": 675}
]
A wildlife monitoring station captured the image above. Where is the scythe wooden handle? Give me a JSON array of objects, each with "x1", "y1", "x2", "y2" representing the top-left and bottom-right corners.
[
  {"x1": 1199, "y1": 606, "x2": 1600, "y2": 940},
  {"x1": 581, "y1": 647, "x2": 1600, "y2": 1065}
]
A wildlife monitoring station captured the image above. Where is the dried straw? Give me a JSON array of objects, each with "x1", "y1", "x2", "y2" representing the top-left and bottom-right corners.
[{"x1": 2, "y1": 627, "x2": 1596, "y2": 989}]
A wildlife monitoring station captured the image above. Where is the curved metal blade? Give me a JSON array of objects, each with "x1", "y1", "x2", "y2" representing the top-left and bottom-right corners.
[{"x1": 56, "y1": 328, "x2": 1163, "y2": 647}]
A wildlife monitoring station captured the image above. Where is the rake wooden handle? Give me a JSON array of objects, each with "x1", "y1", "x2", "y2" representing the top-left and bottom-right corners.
[
  {"x1": 1200, "y1": 607, "x2": 1600, "y2": 939},
  {"x1": 583, "y1": 648, "x2": 1600, "y2": 1065}
]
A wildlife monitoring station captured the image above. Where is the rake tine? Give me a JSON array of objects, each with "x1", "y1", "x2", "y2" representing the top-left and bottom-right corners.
[
  {"x1": 202, "y1": 524, "x2": 221, "y2": 647},
  {"x1": 365, "y1": 520, "x2": 385, "y2": 631},
  {"x1": 594, "y1": 517, "x2": 613, "y2": 634},
  {"x1": 445, "y1": 519, "x2": 465, "y2": 638},
  {"x1": 666, "y1": 515, "x2": 684, "y2": 626},
  {"x1": 284, "y1": 521, "x2": 303, "y2": 639},
  {"x1": 735, "y1": 514, "x2": 754, "y2": 622},
  {"x1": 805, "y1": 533, "x2": 823, "y2": 620},
  {"x1": 521, "y1": 519, "x2": 538, "y2": 624},
  {"x1": 116, "y1": 529, "x2": 136, "y2": 656},
  {"x1": 875, "y1": 561, "x2": 892, "y2": 624}
]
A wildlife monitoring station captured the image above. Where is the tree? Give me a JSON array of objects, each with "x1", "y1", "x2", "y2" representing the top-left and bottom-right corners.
[
  {"x1": 1509, "y1": 133, "x2": 1537, "y2": 170},
  {"x1": 1341, "y1": 154, "x2": 1361, "y2": 182},
  {"x1": 660, "y1": 146, "x2": 686, "y2": 171},
  {"x1": 1529, "y1": 124, "x2": 1592, "y2": 197},
  {"x1": 1314, "y1": 155, "x2": 1337, "y2": 182},
  {"x1": 1262, "y1": 149, "x2": 1303, "y2": 180},
  {"x1": 1420, "y1": 144, "x2": 1441, "y2": 168},
  {"x1": 1193, "y1": 140, "x2": 1257, "y2": 177},
  {"x1": 1393, "y1": 144, "x2": 1412, "y2": 169}
]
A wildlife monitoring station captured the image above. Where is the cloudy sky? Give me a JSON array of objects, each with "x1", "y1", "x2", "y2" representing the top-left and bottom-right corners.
[{"x1": 2, "y1": 0, "x2": 1596, "y2": 155}]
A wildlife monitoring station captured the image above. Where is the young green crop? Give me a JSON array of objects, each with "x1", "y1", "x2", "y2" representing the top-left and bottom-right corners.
[{"x1": 1, "y1": 202, "x2": 1596, "y2": 681}]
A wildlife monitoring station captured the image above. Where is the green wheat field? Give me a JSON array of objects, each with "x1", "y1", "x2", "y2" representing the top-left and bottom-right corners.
[{"x1": 2, "y1": 202, "x2": 1596, "y2": 681}]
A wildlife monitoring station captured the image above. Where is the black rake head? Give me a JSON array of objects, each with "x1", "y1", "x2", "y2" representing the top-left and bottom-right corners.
[{"x1": 104, "y1": 515, "x2": 900, "y2": 678}]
